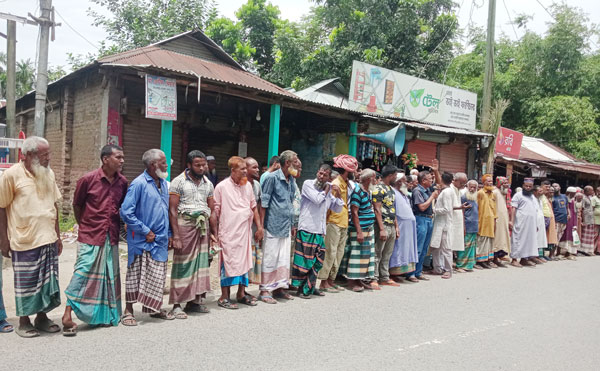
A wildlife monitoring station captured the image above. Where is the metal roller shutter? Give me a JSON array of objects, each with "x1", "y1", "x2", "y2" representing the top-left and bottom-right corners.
[
  {"x1": 122, "y1": 109, "x2": 183, "y2": 182},
  {"x1": 439, "y1": 143, "x2": 468, "y2": 174},
  {"x1": 405, "y1": 139, "x2": 437, "y2": 166}
]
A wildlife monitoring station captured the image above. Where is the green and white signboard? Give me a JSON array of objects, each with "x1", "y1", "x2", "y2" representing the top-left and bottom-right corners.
[{"x1": 348, "y1": 61, "x2": 477, "y2": 130}]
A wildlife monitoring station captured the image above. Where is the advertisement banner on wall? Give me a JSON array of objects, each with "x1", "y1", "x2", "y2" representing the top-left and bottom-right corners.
[
  {"x1": 348, "y1": 61, "x2": 477, "y2": 130},
  {"x1": 145, "y1": 74, "x2": 177, "y2": 121},
  {"x1": 495, "y1": 126, "x2": 523, "y2": 158}
]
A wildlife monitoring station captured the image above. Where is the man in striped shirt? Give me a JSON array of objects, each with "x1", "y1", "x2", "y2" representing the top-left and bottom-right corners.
[{"x1": 340, "y1": 168, "x2": 378, "y2": 292}]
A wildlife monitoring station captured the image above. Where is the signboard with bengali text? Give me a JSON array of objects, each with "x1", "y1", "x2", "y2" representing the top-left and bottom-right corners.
[
  {"x1": 145, "y1": 74, "x2": 177, "y2": 121},
  {"x1": 348, "y1": 61, "x2": 477, "y2": 130},
  {"x1": 495, "y1": 127, "x2": 523, "y2": 158}
]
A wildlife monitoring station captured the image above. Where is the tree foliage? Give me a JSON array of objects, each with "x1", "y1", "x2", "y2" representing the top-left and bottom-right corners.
[{"x1": 0, "y1": 53, "x2": 66, "y2": 99}]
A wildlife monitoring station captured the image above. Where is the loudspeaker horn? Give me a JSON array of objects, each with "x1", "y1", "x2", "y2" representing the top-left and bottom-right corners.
[{"x1": 355, "y1": 124, "x2": 406, "y2": 156}]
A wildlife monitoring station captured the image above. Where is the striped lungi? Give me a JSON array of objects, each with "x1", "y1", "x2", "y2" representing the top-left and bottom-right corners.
[
  {"x1": 65, "y1": 236, "x2": 121, "y2": 326},
  {"x1": 12, "y1": 243, "x2": 61, "y2": 317},
  {"x1": 457, "y1": 233, "x2": 477, "y2": 269},
  {"x1": 579, "y1": 224, "x2": 596, "y2": 254},
  {"x1": 476, "y1": 236, "x2": 494, "y2": 262},
  {"x1": 260, "y1": 231, "x2": 291, "y2": 292},
  {"x1": 340, "y1": 225, "x2": 375, "y2": 280},
  {"x1": 291, "y1": 230, "x2": 325, "y2": 296},
  {"x1": 389, "y1": 263, "x2": 416, "y2": 276},
  {"x1": 126, "y1": 251, "x2": 167, "y2": 313},
  {"x1": 0, "y1": 255, "x2": 7, "y2": 321},
  {"x1": 169, "y1": 219, "x2": 211, "y2": 305}
]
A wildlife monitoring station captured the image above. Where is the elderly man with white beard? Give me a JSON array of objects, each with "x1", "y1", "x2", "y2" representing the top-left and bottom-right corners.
[
  {"x1": 0, "y1": 136, "x2": 63, "y2": 338},
  {"x1": 120, "y1": 149, "x2": 173, "y2": 325},
  {"x1": 492, "y1": 177, "x2": 511, "y2": 266}
]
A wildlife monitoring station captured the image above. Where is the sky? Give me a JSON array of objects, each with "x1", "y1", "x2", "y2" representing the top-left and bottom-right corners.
[{"x1": 0, "y1": 0, "x2": 599, "y2": 72}]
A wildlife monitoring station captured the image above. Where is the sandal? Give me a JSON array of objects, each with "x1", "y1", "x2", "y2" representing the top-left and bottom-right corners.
[
  {"x1": 121, "y1": 312, "x2": 137, "y2": 326},
  {"x1": 441, "y1": 272, "x2": 452, "y2": 279},
  {"x1": 62, "y1": 324, "x2": 78, "y2": 337},
  {"x1": 34, "y1": 318, "x2": 60, "y2": 333},
  {"x1": 16, "y1": 323, "x2": 40, "y2": 338},
  {"x1": 312, "y1": 289, "x2": 326, "y2": 296},
  {"x1": 320, "y1": 287, "x2": 339, "y2": 293},
  {"x1": 351, "y1": 285, "x2": 364, "y2": 292},
  {"x1": 407, "y1": 276, "x2": 419, "y2": 283},
  {"x1": 298, "y1": 293, "x2": 312, "y2": 299},
  {"x1": 170, "y1": 307, "x2": 188, "y2": 319},
  {"x1": 332, "y1": 284, "x2": 345, "y2": 291},
  {"x1": 150, "y1": 309, "x2": 175, "y2": 320},
  {"x1": 0, "y1": 320, "x2": 14, "y2": 333},
  {"x1": 217, "y1": 299, "x2": 239, "y2": 310},
  {"x1": 184, "y1": 303, "x2": 210, "y2": 313},
  {"x1": 237, "y1": 294, "x2": 258, "y2": 306},
  {"x1": 258, "y1": 295, "x2": 278, "y2": 304},
  {"x1": 273, "y1": 291, "x2": 294, "y2": 300}
]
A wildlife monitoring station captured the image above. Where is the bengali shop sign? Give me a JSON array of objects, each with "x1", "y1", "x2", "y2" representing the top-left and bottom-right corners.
[
  {"x1": 145, "y1": 74, "x2": 177, "y2": 121},
  {"x1": 495, "y1": 127, "x2": 523, "y2": 158},
  {"x1": 348, "y1": 61, "x2": 477, "y2": 130}
]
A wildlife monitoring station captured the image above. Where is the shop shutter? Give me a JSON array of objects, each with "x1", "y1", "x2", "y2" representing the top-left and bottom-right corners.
[
  {"x1": 439, "y1": 143, "x2": 468, "y2": 174},
  {"x1": 405, "y1": 139, "x2": 437, "y2": 166},
  {"x1": 122, "y1": 110, "x2": 183, "y2": 182}
]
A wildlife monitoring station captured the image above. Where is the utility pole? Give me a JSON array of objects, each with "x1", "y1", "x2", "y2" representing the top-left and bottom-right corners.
[
  {"x1": 481, "y1": 0, "x2": 496, "y2": 133},
  {"x1": 32, "y1": 0, "x2": 54, "y2": 137},
  {"x1": 6, "y1": 20, "x2": 16, "y2": 140}
]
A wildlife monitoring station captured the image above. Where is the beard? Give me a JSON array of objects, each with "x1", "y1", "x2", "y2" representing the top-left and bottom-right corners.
[
  {"x1": 500, "y1": 186, "x2": 508, "y2": 195},
  {"x1": 156, "y1": 168, "x2": 169, "y2": 179},
  {"x1": 484, "y1": 185, "x2": 494, "y2": 192},
  {"x1": 189, "y1": 168, "x2": 204, "y2": 179},
  {"x1": 288, "y1": 166, "x2": 298, "y2": 177},
  {"x1": 368, "y1": 184, "x2": 375, "y2": 193},
  {"x1": 31, "y1": 158, "x2": 54, "y2": 195},
  {"x1": 465, "y1": 190, "x2": 478, "y2": 201},
  {"x1": 399, "y1": 184, "x2": 409, "y2": 196},
  {"x1": 522, "y1": 189, "x2": 533, "y2": 197},
  {"x1": 239, "y1": 176, "x2": 248, "y2": 186},
  {"x1": 315, "y1": 179, "x2": 327, "y2": 190}
]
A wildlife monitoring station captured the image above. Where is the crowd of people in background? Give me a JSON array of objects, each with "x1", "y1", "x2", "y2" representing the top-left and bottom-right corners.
[{"x1": 1, "y1": 136, "x2": 599, "y2": 337}]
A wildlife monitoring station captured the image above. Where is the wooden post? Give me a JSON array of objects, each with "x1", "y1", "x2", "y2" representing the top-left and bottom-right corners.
[
  {"x1": 161, "y1": 120, "x2": 173, "y2": 180},
  {"x1": 268, "y1": 104, "x2": 280, "y2": 161}
]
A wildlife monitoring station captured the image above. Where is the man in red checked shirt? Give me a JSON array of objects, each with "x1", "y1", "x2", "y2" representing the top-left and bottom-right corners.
[{"x1": 61, "y1": 144, "x2": 127, "y2": 336}]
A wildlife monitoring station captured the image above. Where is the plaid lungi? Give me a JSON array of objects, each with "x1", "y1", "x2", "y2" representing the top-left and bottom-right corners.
[
  {"x1": 65, "y1": 235, "x2": 121, "y2": 326},
  {"x1": 340, "y1": 225, "x2": 375, "y2": 280},
  {"x1": 126, "y1": 251, "x2": 167, "y2": 313},
  {"x1": 556, "y1": 223, "x2": 567, "y2": 243},
  {"x1": 169, "y1": 219, "x2": 210, "y2": 305},
  {"x1": 291, "y1": 230, "x2": 325, "y2": 296},
  {"x1": 457, "y1": 233, "x2": 477, "y2": 269},
  {"x1": 579, "y1": 224, "x2": 596, "y2": 254},
  {"x1": 12, "y1": 243, "x2": 61, "y2": 317}
]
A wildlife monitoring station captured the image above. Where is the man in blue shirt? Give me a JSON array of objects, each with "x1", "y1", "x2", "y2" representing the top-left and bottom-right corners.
[
  {"x1": 407, "y1": 160, "x2": 440, "y2": 282},
  {"x1": 551, "y1": 184, "x2": 569, "y2": 259},
  {"x1": 121, "y1": 149, "x2": 173, "y2": 325},
  {"x1": 458, "y1": 180, "x2": 479, "y2": 271},
  {"x1": 259, "y1": 150, "x2": 298, "y2": 303}
]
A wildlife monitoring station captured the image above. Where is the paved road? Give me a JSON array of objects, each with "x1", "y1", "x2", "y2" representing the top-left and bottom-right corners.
[{"x1": 1, "y1": 248, "x2": 599, "y2": 370}]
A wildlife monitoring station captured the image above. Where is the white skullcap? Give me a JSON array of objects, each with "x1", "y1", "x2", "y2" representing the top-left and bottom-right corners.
[
  {"x1": 206, "y1": 155, "x2": 215, "y2": 161},
  {"x1": 566, "y1": 186, "x2": 577, "y2": 193},
  {"x1": 395, "y1": 173, "x2": 406, "y2": 182}
]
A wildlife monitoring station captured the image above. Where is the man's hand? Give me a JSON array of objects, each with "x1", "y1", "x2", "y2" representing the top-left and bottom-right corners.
[
  {"x1": 431, "y1": 159, "x2": 439, "y2": 172},
  {"x1": 255, "y1": 227, "x2": 264, "y2": 243},
  {"x1": 379, "y1": 228, "x2": 388, "y2": 241},
  {"x1": 432, "y1": 190, "x2": 440, "y2": 200},
  {"x1": 357, "y1": 230, "x2": 364, "y2": 244},
  {"x1": 396, "y1": 228, "x2": 400, "y2": 239},
  {"x1": 323, "y1": 183, "x2": 331, "y2": 194},
  {"x1": 292, "y1": 227, "x2": 298, "y2": 239},
  {"x1": 331, "y1": 184, "x2": 341, "y2": 198},
  {"x1": 168, "y1": 238, "x2": 173, "y2": 250},
  {"x1": 509, "y1": 221, "x2": 513, "y2": 230},
  {"x1": 56, "y1": 239, "x2": 63, "y2": 256},
  {"x1": 0, "y1": 237, "x2": 11, "y2": 258},
  {"x1": 462, "y1": 202, "x2": 472, "y2": 210},
  {"x1": 172, "y1": 236, "x2": 182, "y2": 250},
  {"x1": 145, "y1": 230, "x2": 156, "y2": 243},
  {"x1": 210, "y1": 234, "x2": 219, "y2": 246}
]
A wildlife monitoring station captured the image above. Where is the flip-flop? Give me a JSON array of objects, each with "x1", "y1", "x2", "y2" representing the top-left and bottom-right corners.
[
  {"x1": 34, "y1": 318, "x2": 60, "y2": 333},
  {"x1": 16, "y1": 323, "x2": 40, "y2": 338},
  {"x1": 273, "y1": 291, "x2": 294, "y2": 300},
  {"x1": 237, "y1": 294, "x2": 258, "y2": 306},
  {"x1": 258, "y1": 295, "x2": 278, "y2": 304},
  {"x1": 184, "y1": 303, "x2": 210, "y2": 313},
  {"x1": 150, "y1": 309, "x2": 175, "y2": 320},
  {"x1": 62, "y1": 324, "x2": 78, "y2": 337},
  {"x1": 170, "y1": 307, "x2": 188, "y2": 319},
  {"x1": 121, "y1": 312, "x2": 137, "y2": 326},
  {"x1": 351, "y1": 285, "x2": 364, "y2": 292},
  {"x1": 217, "y1": 299, "x2": 239, "y2": 310},
  {"x1": 0, "y1": 320, "x2": 14, "y2": 333},
  {"x1": 312, "y1": 289, "x2": 326, "y2": 296},
  {"x1": 320, "y1": 287, "x2": 339, "y2": 293}
]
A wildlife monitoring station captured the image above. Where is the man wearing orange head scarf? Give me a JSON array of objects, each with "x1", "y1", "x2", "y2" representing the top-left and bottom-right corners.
[{"x1": 476, "y1": 174, "x2": 497, "y2": 269}]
